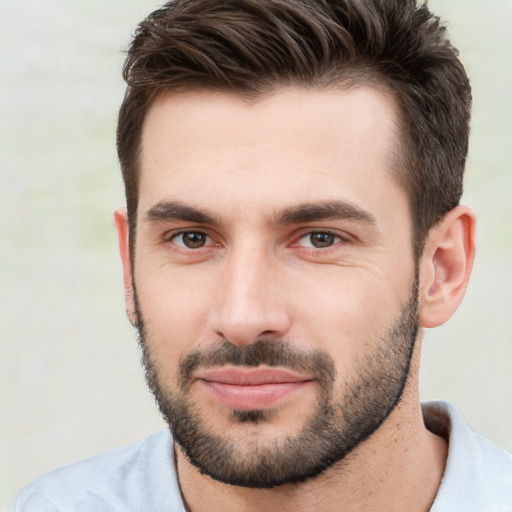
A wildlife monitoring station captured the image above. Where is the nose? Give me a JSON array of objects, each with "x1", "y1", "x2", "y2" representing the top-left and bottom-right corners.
[{"x1": 208, "y1": 246, "x2": 292, "y2": 346}]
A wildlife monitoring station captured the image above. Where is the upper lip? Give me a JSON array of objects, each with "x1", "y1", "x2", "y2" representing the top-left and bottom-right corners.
[{"x1": 196, "y1": 366, "x2": 314, "y2": 385}]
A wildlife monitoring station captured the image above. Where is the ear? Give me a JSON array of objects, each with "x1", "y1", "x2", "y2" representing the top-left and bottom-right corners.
[
  {"x1": 418, "y1": 205, "x2": 476, "y2": 328},
  {"x1": 114, "y1": 207, "x2": 138, "y2": 326}
]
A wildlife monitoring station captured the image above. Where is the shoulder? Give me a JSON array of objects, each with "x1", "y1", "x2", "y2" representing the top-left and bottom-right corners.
[
  {"x1": 424, "y1": 401, "x2": 512, "y2": 511},
  {"x1": 12, "y1": 430, "x2": 185, "y2": 512}
]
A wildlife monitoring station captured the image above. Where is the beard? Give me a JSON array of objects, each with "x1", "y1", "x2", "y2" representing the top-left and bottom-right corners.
[{"x1": 135, "y1": 280, "x2": 419, "y2": 488}]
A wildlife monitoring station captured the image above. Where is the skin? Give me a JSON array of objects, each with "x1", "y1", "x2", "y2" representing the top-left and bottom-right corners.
[{"x1": 115, "y1": 87, "x2": 476, "y2": 511}]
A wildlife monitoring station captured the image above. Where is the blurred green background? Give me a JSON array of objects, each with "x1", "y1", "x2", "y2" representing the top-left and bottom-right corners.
[{"x1": 1, "y1": 0, "x2": 511, "y2": 509}]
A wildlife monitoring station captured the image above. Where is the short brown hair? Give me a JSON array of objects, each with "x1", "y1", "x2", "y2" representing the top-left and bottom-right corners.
[{"x1": 117, "y1": 0, "x2": 471, "y2": 258}]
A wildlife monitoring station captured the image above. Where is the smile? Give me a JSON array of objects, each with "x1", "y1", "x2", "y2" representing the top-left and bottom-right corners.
[{"x1": 196, "y1": 367, "x2": 315, "y2": 410}]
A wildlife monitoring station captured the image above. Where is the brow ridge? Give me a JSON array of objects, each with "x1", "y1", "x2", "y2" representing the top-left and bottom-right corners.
[
  {"x1": 275, "y1": 200, "x2": 376, "y2": 225},
  {"x1": 144, "y1": 199, "x2": 376, "y2": 227},
  {"x1": 145, "y1": 201, "x2": 220, "y2": 225}
]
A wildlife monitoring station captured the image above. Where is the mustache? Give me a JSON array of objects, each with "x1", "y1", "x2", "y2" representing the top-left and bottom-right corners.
[{"x1": 178, "y1": 340, "x2": 336, "y2": 390}]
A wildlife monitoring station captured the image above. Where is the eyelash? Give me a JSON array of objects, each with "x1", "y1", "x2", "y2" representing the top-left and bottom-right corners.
[
  {"x1": 167, "y1": 230, "x2": 215, "y2": 250},
  {"x1": 164, "y1": 228, "x2": 351, "y2": 254},
  {"x1": 292, "y1": 230, "x2": 349, "y2": 251}
]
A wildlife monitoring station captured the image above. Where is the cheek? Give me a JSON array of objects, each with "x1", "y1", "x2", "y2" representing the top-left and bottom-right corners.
[
  {"x1": 289, "y1": 268, "x2": 410, "y2": 364},
  {"x1": 135, "y1": 265, "x2": 216, "y2": 358}
]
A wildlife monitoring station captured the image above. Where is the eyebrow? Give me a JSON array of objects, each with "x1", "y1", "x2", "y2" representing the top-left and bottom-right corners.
[
  {"x1": 274, "y1": 200, "x2": 377, "y2": 226},
  {"x1": 145, "y1": 201, "x2": 220, "y2": 225},
  {"x1": 144, "y1": 199, "x2": 376, "y2": 228}
]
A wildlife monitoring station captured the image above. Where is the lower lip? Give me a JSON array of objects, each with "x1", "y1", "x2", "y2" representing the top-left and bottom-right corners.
[{"x1": 200, "y1": 380, "x2": 312, "y2": 410}]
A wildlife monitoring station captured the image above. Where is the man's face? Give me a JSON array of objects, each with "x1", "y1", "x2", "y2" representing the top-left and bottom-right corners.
[{"x1": 129, "y1": 87, "x2": 419, "y2": 487}]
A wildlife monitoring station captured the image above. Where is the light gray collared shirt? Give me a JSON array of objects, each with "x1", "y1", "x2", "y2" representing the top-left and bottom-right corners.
[{"x1": 12, "y1": 401, "x2": 512, "y2": 511}]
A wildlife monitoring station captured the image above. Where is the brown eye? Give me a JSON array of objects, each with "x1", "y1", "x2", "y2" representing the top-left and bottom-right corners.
[
  {"x1": 174, "y1": 232, "x2": 209, "y2": 249},
  {"x1": 308, "y1": 232, "x2": 337, "y2": 248}
]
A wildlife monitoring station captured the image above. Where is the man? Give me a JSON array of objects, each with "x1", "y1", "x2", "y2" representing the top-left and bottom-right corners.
[{"x1": 13, "y1": 0, "x2": 512, "y2": 510}]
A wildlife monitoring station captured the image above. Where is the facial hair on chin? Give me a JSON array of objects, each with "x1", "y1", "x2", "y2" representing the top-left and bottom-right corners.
[{"x1": 135, "y1": 280, "x2": 419, "y2": 488}]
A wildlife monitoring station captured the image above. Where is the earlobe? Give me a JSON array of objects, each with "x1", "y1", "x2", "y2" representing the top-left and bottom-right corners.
[
  {"x1": 418, "y1": 205, "x2": 476, "y2": 328},
  {"x1": 114, "y1": 207, "x2": 138, "y2": 327}
]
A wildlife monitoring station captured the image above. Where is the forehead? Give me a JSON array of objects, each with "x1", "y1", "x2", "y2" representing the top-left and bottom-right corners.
[{"x1": 138, "y1": 87, "x2": 405, "y2": 221}]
